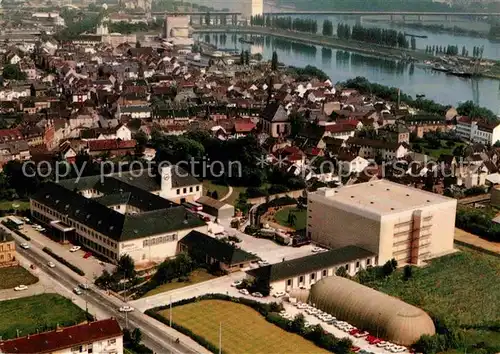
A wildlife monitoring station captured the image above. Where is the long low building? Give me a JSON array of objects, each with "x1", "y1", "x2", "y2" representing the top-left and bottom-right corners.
[
  {"x1": 246, "y1": 245, "x2": 376, "y2": 294},
  {"x1": 30, "y1": 173, "x2": 207, "y2": 266},
  {"x1": 307, "y1": 180, "x2": 457, "y2": 265}
]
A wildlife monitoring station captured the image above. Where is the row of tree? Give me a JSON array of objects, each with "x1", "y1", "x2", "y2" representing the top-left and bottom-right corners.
[
  {"x1": 250, "y1": 15, "x2": 318, "y2": 34},
  {"x1": 337, "y1": 23, "x2": 410, "y2": 49},
  {"x1": 425, "y1": 45, "x2": 460, "y2": 56},
  {"x1": 322, "y1": 20, "x2": 334, "y2": 36}
]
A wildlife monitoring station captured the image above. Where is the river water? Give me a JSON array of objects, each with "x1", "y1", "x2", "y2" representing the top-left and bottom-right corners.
[{"x1": 195, "y1": 28, "x2": 500, "y2": 113}]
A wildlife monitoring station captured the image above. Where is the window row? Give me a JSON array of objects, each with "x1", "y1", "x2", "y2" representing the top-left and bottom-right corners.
[{"x1": 143, "y1": 234, "x2": 177, "y2": 247}]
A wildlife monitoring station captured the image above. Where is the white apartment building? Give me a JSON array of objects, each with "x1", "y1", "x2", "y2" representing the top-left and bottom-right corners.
[
  {"x1": 456, "y1": 116, "x2": 500, "y2": 146},
  {"x1": 307, "y1": 180, "x2": 457, "y2": 265},
  {"x1": 0, "y1": 318, "x2": 123, "y2": 354}
]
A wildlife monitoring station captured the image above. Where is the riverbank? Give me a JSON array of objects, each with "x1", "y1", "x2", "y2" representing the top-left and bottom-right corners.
[
  {"x1": 192, "y1": 25, "x2": 433, "y2": 61},
  {"x1": 193, "y1": 25, "x2": 500, "y2": 80}
]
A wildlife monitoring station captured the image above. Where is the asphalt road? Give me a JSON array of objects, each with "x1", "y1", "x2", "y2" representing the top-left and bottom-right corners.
[{"x1": 15, "y1": 243, "x2": 199, "y2": 354}]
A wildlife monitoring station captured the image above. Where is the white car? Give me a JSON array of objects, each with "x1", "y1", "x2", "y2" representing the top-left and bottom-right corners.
[
  {"x1": 231, "y1": 280, "x2": 243, "y2": 287},
  {"x1": 69, "y1": 246, "x2": 81, "y2": 252},
  {"x1": 273, "y1": 291, "x2": 286, "y2": 298},
  {"x1": 312, "y1": 247, "x2": 322, "y2": 253},
  {"x1": 119, "y1": 306, "x2": 134, "y2": 312},
  {"x1": 20, "y1": 243, "x2": 30, "y2": 249},
  {"x1": 73, "y1": 287, "x2": 82, "y2": 295},
  {"x1": 251, "y1": 292, "x2": 263, "y2": 298},
  {"x1": 79, "y1": 283, "x2": 90, "y2": 290},
  {"x1": 390, "y1": 347, "x2": 406, "y2": 353},
  {"x1": 14, "y1": 285, "x2": 28, "y2": 291},
  {"x1": 239, "y1": 289, "x2": 249, "y2": 295},
  {"x1": 257, "y1": 260, "x2": 269, "y2": 266},
  {"x1": 47, "y1": 262, "x2": 55, "y2": 268}
]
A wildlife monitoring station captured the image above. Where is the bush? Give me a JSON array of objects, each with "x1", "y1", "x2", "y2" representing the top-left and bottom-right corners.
[
  {"x1": 42, "y1": 247, "x2": 85, "y2": 276},
  {"x1": 1, "y1": 220, "x2": 31, "y2": 241}
]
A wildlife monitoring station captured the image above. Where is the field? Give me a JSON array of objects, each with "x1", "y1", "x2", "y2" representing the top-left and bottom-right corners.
[
  {"x1": 274, "y1": 207, "x2": 307, "y2": 230},
  {"x1": 143, "y1": 269, "x2": 217, "y2": 297},
  {"x1": 0, "y1": 294, "x2": 88, "y2": 340},
  {"x1": 160, "y1": 299, "x2": 328, "y2": 354},
  {"x1": 365, "y1": 247, "x2": 500, "y2": 351},
  {"x1": 413, "y1": 140, "x2": 465, "y2": 159},
  {"x1": 367, "y1": 247, "x2": 500, "y2": 326},
  {"x1": 0, "y1": 266, "x2": 39, "y2": 289},
  {"x1": 0, "y1": 200, "x2": 30, "y2": 211},
  {"x1": 202, "y1": 180, "x2": 229, "y2": 200}
]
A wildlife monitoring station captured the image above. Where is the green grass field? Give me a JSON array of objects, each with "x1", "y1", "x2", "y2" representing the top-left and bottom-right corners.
[
  {"x1": 274, "y1": 207, "x2": 307, "y2": 230},
  {"x1": 414, "y1": 140, "x2": 465, "y2": 159},
  {"x1": 0, "y1": 200, "x2": 30, "y2": 211},
  {"x1": 0, "y1": 294, "x2": 87, "y2": 340},
  {"x1": 143, "y1": 269, "x2": 217, "y2": 297},
  {"x1": 366, "y1": 247, "x2": 500, "y2": 327},
  {"x1": 0, "y1": 266, "x2": 39, "y2": 289},
  {"x1": 365, "y1": 247, "x2": 500, "y2": 352},
  {"x1": 160, "y1": 299, "x2": 328, "y2": 354},
  {"x1": 202, "y1": 181, "x2": 229, "y2": 200}
]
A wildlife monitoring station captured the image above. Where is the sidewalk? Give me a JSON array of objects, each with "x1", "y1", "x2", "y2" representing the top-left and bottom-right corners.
[{"x1": 455, "y1": 228, "x2": 500, "y2": 255}]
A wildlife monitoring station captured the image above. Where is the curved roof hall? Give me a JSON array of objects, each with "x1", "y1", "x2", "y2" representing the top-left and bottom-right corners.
[{"x1": 309, "y1": 276, "x2": 435, "y2": 346}]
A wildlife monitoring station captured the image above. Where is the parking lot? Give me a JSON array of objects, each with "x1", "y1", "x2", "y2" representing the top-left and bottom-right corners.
[
  {"x1": 282, "y1": 303, "x2": 408, "y2": 354},
  {"x1": 11, "y1": 220, "x2": 114, "y2": 280}
]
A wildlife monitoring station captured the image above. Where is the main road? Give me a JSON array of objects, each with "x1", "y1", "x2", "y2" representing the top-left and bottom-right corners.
[{"x1": 3, "y1": 226, "x2": 210, "y2": 354}]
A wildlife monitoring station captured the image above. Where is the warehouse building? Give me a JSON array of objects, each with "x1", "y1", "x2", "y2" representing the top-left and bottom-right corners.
[
  {"x1": 246, "y1": 245, "x2": 376, "y2": 294},
  {"x1": 306, "y1": 277, "x2": 436, "y2": 346},
  {"x1": 30, "y1": 175, "x2": 207, "y2": 265},
  {"x1": 307, "y1": 180, "x2": 457, "y2": 265}
]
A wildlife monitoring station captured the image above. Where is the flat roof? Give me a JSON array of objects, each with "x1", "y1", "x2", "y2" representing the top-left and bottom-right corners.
[{"x1": 312, "y1": 180, "x2": 454, "y2": 216}]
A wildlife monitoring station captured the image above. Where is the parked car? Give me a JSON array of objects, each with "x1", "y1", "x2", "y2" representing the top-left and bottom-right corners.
[
  {"x1": 69, "y1": 246, "x2": 81, "y2": 252},
  {"x1": 14, "y1": 285, "x2": 28, "y2": 291},
  {"x1": 239, "y1": 289, "x2": 249, "y2": 295},
  {"x1": 231, "y1": 280, "x2": 243, "y2": 287},
  {"x1": 273, "y1": 291, "x2": 286, "y2": 298},
  {"x1": 351, "y1": 346, "x2": 361, "y2": 353},
  {"x1": 47, "y1": 262, "x2": 55, "y2": 268},
  {"x1": 79, "y1": 283, "x2": 90, "y2": 290},
  {"x1": 83, "y1": 252, "x2": 92, "y2": 259},
  {"x1": 257, "y1": 260, "x2": 269, "y2": 266},
  {"x1": 251, "y1": 292, "x2": 263, "y2": 298},
  {"x1": 73, "y1": 287, "x2": 82, "y2": 295},
  {"x1": 20, "y1": 243, "x2": 30, "y2": 249},
  {"x1": 119, "y1": 306, "x2": 134, "y2": 312}
]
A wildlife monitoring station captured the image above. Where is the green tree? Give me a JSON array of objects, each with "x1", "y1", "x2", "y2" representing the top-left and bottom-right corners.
[
  {"x1": 117, "y1": 254, "x2": 136, "y2": 280},
  {"x1": 403, "y1": 265, "x2": 413, "y2": 281},
  {"x1": 2, "y1": 64, "x2": 27, "y2": 80},
  {"x1": 131, "y1": 328, "x2": 142, "y2": 345},
  {"x1": 335, "y1": 266, "x2": 349, "y2": 277},
  {"x1": 240, "y1": 50, "x2": 244, "y2": 65},
  {"x1": 205, "y1": 12, "x2": 211, "y2": 26},
  {"x1": 271, "y1": 51, "x2": 278, "y2": 71},
  {"x1": 290, "y1": 313, "x2": 306, "y2": 333},
  {"x1": 244, "y1": 50, "x2": 250, "y2": 65}
]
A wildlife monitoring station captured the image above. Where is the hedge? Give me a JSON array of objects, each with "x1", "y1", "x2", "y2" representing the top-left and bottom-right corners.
[
  {"x1": 42, "y1": 247, "x2": 85, "y2": 276},
  {"x1": 1, "y1": 220, "x2": 31, "y2": 241}
]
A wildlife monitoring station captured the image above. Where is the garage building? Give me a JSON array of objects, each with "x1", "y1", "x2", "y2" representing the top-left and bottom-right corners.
[{"x1": 196, "y1": 196, "x2": 235, "y2": 219}]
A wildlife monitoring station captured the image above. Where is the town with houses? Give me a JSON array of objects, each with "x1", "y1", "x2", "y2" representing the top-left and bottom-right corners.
[{"x1": 0, "y1": 1, "x2": 499, "y2": 354}]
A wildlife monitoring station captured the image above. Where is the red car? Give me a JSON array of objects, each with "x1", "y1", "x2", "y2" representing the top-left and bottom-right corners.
[
  {"x1": 369, "y1": 338, "x2": 382, "y2": 345},
  {"x1": 349, "y1": 328, "x2": 360, "y2": 335},
  {"x1": 83, "y1": 252, "x2": 92, "y2": 259},
  {"x1": 365, "y1": 335, "x2": 376, "y2": 342},
  {"x1": 351, "y1": 346, "x2": 361, "y2": 353}
]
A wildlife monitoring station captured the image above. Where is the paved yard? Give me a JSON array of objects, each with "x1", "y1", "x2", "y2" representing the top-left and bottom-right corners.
[
  {"x1": 219, "y1": 219, "x2": 316, "y2": 265},
  {"x1": 13, "y1": 222, "x2": 114, "y2": 280}
]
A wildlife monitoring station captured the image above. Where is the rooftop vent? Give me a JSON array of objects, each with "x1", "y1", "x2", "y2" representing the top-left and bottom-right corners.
[
  {"x1": 406, "y1": 194, "x2": 410, "y2": 197},
  {"x1": 386, "y1": 188, "x2": 390, "y2": 191},
  {"x1": 390, "y1": 207, "x2": 395, "y2": 210}
]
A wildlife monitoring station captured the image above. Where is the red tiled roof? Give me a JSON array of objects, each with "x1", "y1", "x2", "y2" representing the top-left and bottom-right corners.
[
  {"x1": 0, "y1": 128, "x2": 22, "y2": 140},
  {"x1": 324, "y1": 124, "x2": 356, "y2": 133},
  {"x1": 458, "y1": 116, "x2": 472, "y2": 124},
  {"x1": 87, "y1": 139, "x2": 136, "y2": 151},
  {"x1": 234, "y1": 122, "x2": 256, "y2": 133},
  {"x1": 0, "y1": 319, "x2": 122, "y2": 354}
]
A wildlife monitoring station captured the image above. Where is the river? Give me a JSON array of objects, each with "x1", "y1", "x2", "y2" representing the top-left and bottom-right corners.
[{"x1": 194, "y1": 30, "x2": 500, "y2": 113}]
